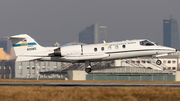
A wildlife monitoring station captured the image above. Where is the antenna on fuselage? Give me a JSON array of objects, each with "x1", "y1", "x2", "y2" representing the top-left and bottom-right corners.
[{"x1": 103, "y1": 40, "x2": 106, "y2": 43}]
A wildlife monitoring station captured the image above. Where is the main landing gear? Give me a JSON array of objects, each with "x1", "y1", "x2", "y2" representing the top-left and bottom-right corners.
[{"x1": 85, "y1": 61, "x2": 92, "y2": 73}]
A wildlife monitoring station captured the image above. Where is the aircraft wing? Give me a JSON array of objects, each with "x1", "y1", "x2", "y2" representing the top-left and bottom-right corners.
[
  {"x1": 62, "y1": 53, "x2": 110, "y2": 61},
  {"x1": 15, "y1": 56, "x2": 43, "y2": 61}
]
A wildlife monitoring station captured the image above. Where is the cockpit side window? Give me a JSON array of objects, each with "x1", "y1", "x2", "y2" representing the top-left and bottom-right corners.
[{"x1": 140, "y1": 40, "x2": 154, "y2": 46}]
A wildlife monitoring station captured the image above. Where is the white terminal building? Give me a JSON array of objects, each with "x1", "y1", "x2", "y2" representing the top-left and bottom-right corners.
[{"x1": 114, "y1": 55, "x2": 179, "y2": 71}]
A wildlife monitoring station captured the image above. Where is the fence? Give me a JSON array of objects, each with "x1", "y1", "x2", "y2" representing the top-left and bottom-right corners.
[{"x1": 86, "y1": 74, "x2": 175, "y2": 81}]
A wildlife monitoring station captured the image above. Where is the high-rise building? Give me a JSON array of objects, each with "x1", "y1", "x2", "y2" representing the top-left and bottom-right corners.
[
  {"x1": 0, "y1": 39, "x2": 11, "y2": 53},
  {"x1": 163, "y1": 14, "x2": 180, "y2": 50},
  {"x1": 79, "y1": 23, "x2": 107, "y2": 44}
]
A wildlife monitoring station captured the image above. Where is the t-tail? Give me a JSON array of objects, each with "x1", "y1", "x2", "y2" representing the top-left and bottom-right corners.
[{"x1": 9, "y1": 34, "x2": 55, "y2": 61}]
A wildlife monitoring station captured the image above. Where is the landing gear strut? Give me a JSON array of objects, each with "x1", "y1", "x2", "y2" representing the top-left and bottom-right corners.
[
  {"x1": 156, "y1": 60, "x2": 162, "y2": 65},
  {"x1": 85, "y1": 61, "x2": 92, "y2": 73}
]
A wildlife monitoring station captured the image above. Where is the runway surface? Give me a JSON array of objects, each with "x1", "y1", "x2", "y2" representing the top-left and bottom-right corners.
[{"x1": 0, "y1": 82, "x2": 180, "y2": 87}]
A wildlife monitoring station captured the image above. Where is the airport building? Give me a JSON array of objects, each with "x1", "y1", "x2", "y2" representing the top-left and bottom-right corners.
[
  {"x1": 0, "y1": 56, "x2": 179, "y2": 81},
  {"x1": 0, "y1": 40, "x2": 8, "y2": 53},
  {"x1": 0, "y1": 39, "x2": 11, "y2": 53},
  {"x1": 84, "y1": 56, "x2": 179, "y2": 81},
  {"x1": 163, "y1": 14, "x2": 180, "y2": 50},
  {"x1": 0, "y1": 60, "x2": 62, "y2": 79},
  {"x1": 114, "y1": 55, "x2": 179, "y2": 71},
  {"x1": 86, "y1": 67, "x2": 176, "y2": 81},
  {"x1": 79, "y1": 23, "x2": 107, "y2": 44}
]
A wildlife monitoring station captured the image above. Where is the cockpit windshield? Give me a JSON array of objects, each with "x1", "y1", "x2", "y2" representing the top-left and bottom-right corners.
[{"x1": 140, "y1": 40, "x2": 154, "y2": 46}]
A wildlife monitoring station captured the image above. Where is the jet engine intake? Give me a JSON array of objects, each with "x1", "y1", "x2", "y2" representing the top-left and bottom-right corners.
[
  {"x1": 54, "y1": 48, "x2": 61, "y2": 56},
  {"x1": 54, "y1": 45, "x2": 82, "y2": 56}
]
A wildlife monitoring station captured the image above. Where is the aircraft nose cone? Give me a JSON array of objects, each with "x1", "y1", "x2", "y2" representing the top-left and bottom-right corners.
[
  {"x1": 168, "y1": 47, "x2": 176, "y2": 53},
  {"x1": 171, "y1": 48, "x2": 176, "y2": 51},
  {"x1": 158, "y1": 46, "x2": 177, "y2": 54}
]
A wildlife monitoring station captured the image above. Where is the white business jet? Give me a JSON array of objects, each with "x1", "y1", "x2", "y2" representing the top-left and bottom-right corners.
[{"x1": 9, "y1": 34, "x2": 176, "y2": 73}]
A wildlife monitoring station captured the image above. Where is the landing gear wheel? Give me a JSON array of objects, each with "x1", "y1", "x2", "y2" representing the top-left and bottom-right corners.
[
  {"x1": 85, "y1": 68, "x2": 92, "y2": 73},
  {"x1": 156, "y1": 60, "x2": 162, "y2": 65}
]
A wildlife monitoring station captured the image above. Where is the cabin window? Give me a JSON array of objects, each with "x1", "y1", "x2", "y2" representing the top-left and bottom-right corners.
[
  {"x1": 168, "y1": 67, "x2": 171, "y2": 70},
  {"x1": 122, "y1": 45, "x2": 126, "y2": 48},
  {"x1": 115, "y1": 45, "x2": 119, "y2": 49},
  {"x1": 108, "y1": 46, "x2": 112, "y2": 50},
  {"x1": 94, "y1": 48, "x2": 97, "y2": 52},
  {"x1": 101, "y1": 47, "x2": 104, "y2": 51},
  {"x1": 140, "y1": 40, "x2": 154, "y2": 46}
]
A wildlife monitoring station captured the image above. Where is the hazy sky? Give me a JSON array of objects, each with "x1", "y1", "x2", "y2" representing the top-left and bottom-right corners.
[{"x1": 0, "y1": 0, "x2": 180, "y2": 46}]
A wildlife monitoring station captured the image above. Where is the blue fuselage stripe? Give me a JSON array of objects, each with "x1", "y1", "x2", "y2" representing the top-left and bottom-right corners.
[
  {"x1": 13, "y1": 42, "x2": 37, "y2": 47},
  {"x1": 28, "y1": 43, "x2": 37, "y2": 46},
  {"x1": 13, "y1": 44, "x2": 21, "y2": 47}
]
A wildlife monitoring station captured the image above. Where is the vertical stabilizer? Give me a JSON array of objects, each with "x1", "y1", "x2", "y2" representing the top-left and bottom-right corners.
[{"x1": 9, "y1": 34, "x2": 49, "y2": 61}]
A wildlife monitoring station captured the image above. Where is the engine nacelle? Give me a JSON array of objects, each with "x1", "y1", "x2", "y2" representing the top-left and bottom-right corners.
[{"x1": 54, "y1": 45, "x2": 82, "y2": 56}]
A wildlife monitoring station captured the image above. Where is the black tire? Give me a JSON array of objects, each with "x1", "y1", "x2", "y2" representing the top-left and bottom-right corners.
[
  {"x1": 156, "y1": 60, "x2": 162, "y2": 65},
  {"x1": 85, "y1": 68, "x2": 92, "y2": 73}
]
